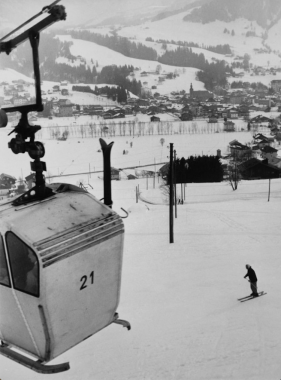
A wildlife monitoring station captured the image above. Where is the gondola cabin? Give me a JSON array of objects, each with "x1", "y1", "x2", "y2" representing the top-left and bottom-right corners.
[
  {"x1": 0, "y1": 183, "x2": 130, "y2": 373},
  {"x1": 0, "y1": 3, "x2": 130, "y2": 374}
]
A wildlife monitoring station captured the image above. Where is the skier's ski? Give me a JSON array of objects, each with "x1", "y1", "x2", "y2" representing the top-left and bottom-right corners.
[
  {"x1": 238, "y1": 295, "x2": 253, "y2": 301},
  {"x1": 240, "y1": 292, "x2": 267, "y2": 302},
  {"x1": 238, "y1": 291, "x2": 265, "y2": 301}
]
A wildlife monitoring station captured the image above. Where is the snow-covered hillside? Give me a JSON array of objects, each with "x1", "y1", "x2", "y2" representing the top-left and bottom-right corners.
[
  {"x1": 56, "y1": 35, "x2": 206, "y2": 94},
  {"x1": 117, "y1": 15, "x2": 264, "y2": 53},
  {"x1": 1, "y1": 129, "x2": 281, "y2": 380},
  {"x1": 267, "y1": 18, "x2": 281, "y2": 52},
  {"x1": 0, "y1": 68, "x2": 34, "y2": 84},
  {"x1": 114, "y1": 12, "x2": 281, "y2": 77}
]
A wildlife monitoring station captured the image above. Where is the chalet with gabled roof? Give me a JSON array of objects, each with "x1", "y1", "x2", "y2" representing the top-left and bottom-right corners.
[
  {"x1": 238, "y1": 158, "x2": 281, "y2": 180},
  {"x1": 229, "y1": 140, "x2": 251, "y2": 159},
  {"x1": 260, "y1": 146, "x2": 278, "y2": 162}
]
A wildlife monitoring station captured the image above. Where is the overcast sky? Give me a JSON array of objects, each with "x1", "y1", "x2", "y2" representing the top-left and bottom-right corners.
[{"x1": 0, "y1": 0, "x2": 174, "y2": 29}]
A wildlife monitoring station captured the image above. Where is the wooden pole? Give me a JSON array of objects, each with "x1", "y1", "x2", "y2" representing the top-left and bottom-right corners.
[
  {"x1": 174, "y1": 149, "x2": 177, "y2": 218},
  {"x1": 268, "y1": 178, "x2": 271, "y2": 202},
  {"x1": 169, "y1": 143, "x2": 174, "y2": 243}
]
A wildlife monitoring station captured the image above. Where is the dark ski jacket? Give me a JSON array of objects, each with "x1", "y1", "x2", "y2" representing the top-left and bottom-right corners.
[{"x1": 244, "y1": 267, "x2": 257, "y2": 282}]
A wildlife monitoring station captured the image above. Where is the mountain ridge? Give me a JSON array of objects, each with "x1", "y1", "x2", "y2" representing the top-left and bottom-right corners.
[
  {"x1": 183, "y1": 0, "x2": 281, "y2": 28},
  {"x1": 1, "y1": 1, "x2": 281, "y2": 31}
]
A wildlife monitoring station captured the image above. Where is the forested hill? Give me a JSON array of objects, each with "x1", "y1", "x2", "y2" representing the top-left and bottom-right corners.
[
  {"x1": 69, "y1": 31, "x2": 233, "y2": 90},
  {"x1": 183, "y1": 0, "x2": 281, "y2": 28}
]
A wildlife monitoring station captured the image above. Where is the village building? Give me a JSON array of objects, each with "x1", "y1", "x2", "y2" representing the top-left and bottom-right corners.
[
  {"x1": 260, "y1": 145, "x2": 278, "y2": 162},
  {"x1": 238, "y1": 158, "x2": 281, "y2": 180},
  {"x1": 61, "y1": 89, "x2": 69, "y2": 96},
  {"x1": 271, "y1": 80, "x2": 281, "y2": 93},
  {"x1": 180, "y1": 112, "x2": 193, "y2": 121},
  {"x1": 0, "y1": 173, "x2": 16, "y2": 188},
  {"x1": 208, "y1": 116, "x2": 218, "y2": 123},
  {"x1": 159, "y1": 163, "x2": 170, "y2": 179},
  {"x1": 88, "y1": 105, "x2": 103, "y2": 115},
  {"x1": 224, "y1": 120, "x2": 235, "y2": 132},
  {"x1": 229, "y1": 140, "x2": 252, "y2": 160},
  {"x1": 238, "y1": 104, "x2": 250, "y2": 119},
  {"x1": 111, "y1": 168, "x2": 120, "y2": 180},
  {"x1": 52, "y1": 85, "x2": 60, "y2": 92},
  {"x1": 189, "y1": 84, "x2": 212, "y2": 102},
  {"x1": 58, "y1": 103, "x2": 73, "y2": 117},
  {"x1": 229, "y1": 92, "x2": 246, "y2": 104},
  {"x1": 228, "y1": 108, "x2": 239, "y2": 119}
]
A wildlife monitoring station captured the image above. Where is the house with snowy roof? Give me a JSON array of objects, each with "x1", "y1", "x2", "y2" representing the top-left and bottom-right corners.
[
  {"x1": 229, "y1": 140, "x2": 251, "y2": 159},
  {"x1": 260, "y1": 146, "x2": 279, "y2": 162}
]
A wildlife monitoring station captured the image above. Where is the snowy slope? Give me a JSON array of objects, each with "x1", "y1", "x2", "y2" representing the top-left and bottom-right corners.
[
  {"x1": 56, "y1": 35, "x2": 206, "y2": 94},
  {"x1": 117, "y1": 14, "x2": 264, "y2": 51},
  {"x1": 0, "y1": 128, "x2": 281, "y2": 379},
  {"x1": 1, "y1": 133, "x2": 281, "y2": 379},
  {"x1": 115, "y1": 11, "x2": 281, "y2": 74},
  {"x1": 0, "y1": 68, "x2": 34, "y2": 84},
  {"x1": 267, "y1": 18, "x2": 281, "y2": 52}
]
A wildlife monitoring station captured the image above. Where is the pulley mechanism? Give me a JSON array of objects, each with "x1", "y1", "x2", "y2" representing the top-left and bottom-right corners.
[{"x1": 0, "y1": 2, "x2": 66, "y2": 205}]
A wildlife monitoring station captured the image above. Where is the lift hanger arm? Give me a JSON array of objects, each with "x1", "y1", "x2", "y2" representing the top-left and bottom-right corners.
[
  {"x1": 0, "y1": 0, "x2": 62, "y2": 43},
  {"x1": 0, "y1": 2, "x2": 66, "y2": 54}
]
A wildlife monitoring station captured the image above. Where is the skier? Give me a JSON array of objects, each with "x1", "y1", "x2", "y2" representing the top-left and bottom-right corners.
[{"x1": 244, "y1": 264, "x2": 258, "y2": 297}]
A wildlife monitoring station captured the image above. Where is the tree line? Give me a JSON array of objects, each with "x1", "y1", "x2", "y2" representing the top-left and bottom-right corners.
[
  {"x1": 230, "y1": 81, "x2": 268, "y2": 90},
  {"x1": 70, "y1": 30, "x2": 158, "y2": 61},
  {"x1": 69, "y1": 31, "x2": 233, "y2": 90},
  {"x1": 167, "y1": 156, "x2": 224, "y2": 184},
  {"x1": 158, "y1": 47, "x2": 233, "y2": 90},
  {"x1": 147, "y1": 37, "x2": 232, "y2": 54},
  {"x1": 72, "y1": 84, "x2": 128, "y2": 102}
]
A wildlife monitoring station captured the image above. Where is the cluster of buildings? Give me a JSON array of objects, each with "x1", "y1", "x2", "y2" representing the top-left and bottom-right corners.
[
  {"x1": 0, "y1": 80, "x2": 35, "y2": 108},
  {"x1": 226, "y1": 128, "x2": 281, "y2": 180},
  {"x1": 3, "y1": 75, "x2": 281, "y2": 133}
]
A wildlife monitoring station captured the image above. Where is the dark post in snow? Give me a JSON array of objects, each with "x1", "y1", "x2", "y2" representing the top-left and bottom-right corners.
[
  {"x1": 100, "y1": 138, "x2": 114, "y2": 208},
  {"x1": 268, "y1": 177, "x2": 271, "y2": 202},
  {"x1": 174, "y1": 149, "x2": 177, "y2": 219},
  {"x1": 169, "y1": 143, "x2": 174, "y2": 243}
]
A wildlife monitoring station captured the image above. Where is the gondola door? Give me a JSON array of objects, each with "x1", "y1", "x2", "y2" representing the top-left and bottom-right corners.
[{"x1": 0, "y1": 232, "x2": 45, "y2": 359}]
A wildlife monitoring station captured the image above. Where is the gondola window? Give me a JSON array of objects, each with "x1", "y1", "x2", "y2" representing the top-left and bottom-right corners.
[
  {"x1": 0, "y1": 235, "x2": 10, "y2": 287},
  {"x1": 6, "y1": 232, "x2": 39, "y2": 297}
]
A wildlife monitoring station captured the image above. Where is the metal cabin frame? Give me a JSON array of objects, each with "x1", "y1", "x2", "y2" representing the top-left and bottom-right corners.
[{"x1": 0, "y1": 2, "x2": 130, "y2": 374}]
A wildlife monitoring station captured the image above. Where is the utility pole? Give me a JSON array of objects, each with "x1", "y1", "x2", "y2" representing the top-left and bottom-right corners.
[{"x1": 169, "y1": 143, "x2": 174, "y2": 243}]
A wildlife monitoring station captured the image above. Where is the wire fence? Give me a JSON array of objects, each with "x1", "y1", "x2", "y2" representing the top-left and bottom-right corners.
[{"x1": 29, "y1": 118, "x2": 251, "y2": 140}]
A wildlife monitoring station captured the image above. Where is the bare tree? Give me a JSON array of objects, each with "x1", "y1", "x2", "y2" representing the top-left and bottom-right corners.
[
  {"x1": 160, "y1": 183, "x2": 170, "y2": 204},
  {"x1": 228, "y1": 163, "x2": 240, "y2": 190}
]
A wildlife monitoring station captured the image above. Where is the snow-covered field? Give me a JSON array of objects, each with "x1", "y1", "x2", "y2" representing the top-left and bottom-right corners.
[
  {"x1": 0, "y1": 127, "x2": 252, "y2": 180},
  {"x1": 1, "y1": 129, "x2": 281, "y2": 379}
]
